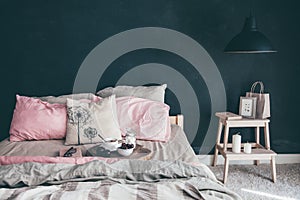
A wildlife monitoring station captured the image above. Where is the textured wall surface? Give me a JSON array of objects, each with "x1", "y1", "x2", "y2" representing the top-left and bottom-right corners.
[{"x1": 0, "y1": 0, "x2": 299, "y2": 153}]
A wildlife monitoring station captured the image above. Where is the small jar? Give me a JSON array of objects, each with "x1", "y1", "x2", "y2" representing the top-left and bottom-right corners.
[{"x1": 125, "y1": 128, "x2": 136, "y2": 148}]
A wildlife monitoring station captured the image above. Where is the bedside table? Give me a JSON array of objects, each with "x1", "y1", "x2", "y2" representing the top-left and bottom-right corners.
[{"x1": 213, "y1": 112, "x2": 277, "y2": 184}]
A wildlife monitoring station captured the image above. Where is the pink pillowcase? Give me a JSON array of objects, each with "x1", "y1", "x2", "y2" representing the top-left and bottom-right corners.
[
  {"x1": 9, "y1": 95, "x2": 67, "y2": 141},
  {"x1": 116, "y1": 96, "x2": 171, "y2": 142}
]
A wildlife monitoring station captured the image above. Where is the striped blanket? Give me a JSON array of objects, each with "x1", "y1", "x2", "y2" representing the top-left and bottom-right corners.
[{"x1": 0, "y1": 160, "x2": 241, "y2": 200}]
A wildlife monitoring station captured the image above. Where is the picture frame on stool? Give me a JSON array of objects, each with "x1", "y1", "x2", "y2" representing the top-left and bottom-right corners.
[{"x1": 239, "y1": 97, "x2": 257, "y2": 118}]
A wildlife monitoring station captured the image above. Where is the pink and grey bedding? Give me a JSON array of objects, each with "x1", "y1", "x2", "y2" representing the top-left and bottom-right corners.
[
  {"x1": 0, "y1": 87, "x2": 242, "y2": 199},
  {"x1": 0, "y1": 124, "x2": 242, "y2": 199}
]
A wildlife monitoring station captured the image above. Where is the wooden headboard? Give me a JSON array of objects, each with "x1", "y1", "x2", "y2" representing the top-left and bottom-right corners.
[{"x1": 169, "y1": 114, "x2": 184, "y2": 129}]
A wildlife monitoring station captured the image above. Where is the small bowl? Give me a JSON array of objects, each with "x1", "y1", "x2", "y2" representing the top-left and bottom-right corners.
[
  {"x1": 102, "y1": 138, "x2": 119, "y2": 151},
  {"x1": 117, "y1": 147, "x2": 134, "y2": 156}
]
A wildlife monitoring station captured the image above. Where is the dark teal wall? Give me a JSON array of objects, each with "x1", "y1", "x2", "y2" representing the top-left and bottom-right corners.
[{"x1": 0, "y1": 0, "x2": 299, "y2": 153}]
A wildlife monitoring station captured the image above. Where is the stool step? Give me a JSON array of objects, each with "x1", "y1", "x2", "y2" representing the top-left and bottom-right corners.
[{"x1": 217, "y1": 145, "x2": 276, "y2": 160}]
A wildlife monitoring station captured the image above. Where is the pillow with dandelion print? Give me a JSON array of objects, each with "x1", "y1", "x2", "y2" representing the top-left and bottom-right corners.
[{"x1": 65, "y1": 95, "x2": 122, "y2": 145}]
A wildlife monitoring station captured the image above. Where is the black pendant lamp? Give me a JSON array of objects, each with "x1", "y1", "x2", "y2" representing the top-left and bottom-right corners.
[{"x1": 224, "y1": 14, "x2": 276, "y2": 53}]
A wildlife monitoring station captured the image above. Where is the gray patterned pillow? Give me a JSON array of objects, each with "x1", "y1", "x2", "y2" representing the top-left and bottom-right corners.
[
  {"x1": 65, "y1": 95, "x2": 122, "y2": 145},
  {"x1": 96, "y1": 84, "x2": 167, "y2": 103}
]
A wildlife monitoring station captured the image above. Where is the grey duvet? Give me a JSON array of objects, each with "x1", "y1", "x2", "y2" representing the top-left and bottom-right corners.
[{"x1": 0, "y1": 159, "x2": 241, "y2": 200}]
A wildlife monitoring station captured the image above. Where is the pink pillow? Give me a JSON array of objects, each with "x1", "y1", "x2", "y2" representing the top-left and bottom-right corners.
[
  {"x1": 116, "y1": 96, "x2": 171, "y2": 142},
  {"x1": 9, "y1": 95, "x2": 67, "y2": 141}
]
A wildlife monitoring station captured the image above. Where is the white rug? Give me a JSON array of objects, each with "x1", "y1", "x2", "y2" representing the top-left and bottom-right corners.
[{"x1": 209, "y1": 163, "x2": 300, "y2": 200}]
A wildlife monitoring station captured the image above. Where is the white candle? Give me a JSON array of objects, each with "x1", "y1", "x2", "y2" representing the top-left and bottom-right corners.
[
  {"x1": 244, "y1": 142, "x2": 252, "y2": 154},
  {"x1": 232, "y1": 134, "x2": 241, "y2": 153}
]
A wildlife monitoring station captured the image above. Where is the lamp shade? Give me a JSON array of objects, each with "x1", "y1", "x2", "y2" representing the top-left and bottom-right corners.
[{"x1": 224, "y1": 15, "x2": 276, "y2": 53}]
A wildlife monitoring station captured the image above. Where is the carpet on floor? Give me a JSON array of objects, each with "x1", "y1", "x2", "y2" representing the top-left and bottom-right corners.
[{"x1": 208, "y1": 163, "x2": 300, "y2": 200}]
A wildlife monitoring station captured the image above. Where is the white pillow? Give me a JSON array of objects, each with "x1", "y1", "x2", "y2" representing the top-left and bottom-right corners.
[
  {"x1": 97, "y1": 84, "x2": 167, "y2": 103},
  {"x1": 65, "y1": 95, "x2": 122, "y2": 145}
]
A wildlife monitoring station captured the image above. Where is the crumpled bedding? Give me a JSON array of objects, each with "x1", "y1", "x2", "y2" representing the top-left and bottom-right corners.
[
  {"x1": 0, "y1": 159, "x2": 241, "y2": 200},
  {"x1": 0, "y1": 124, "x2": 242, "y2": 199}
]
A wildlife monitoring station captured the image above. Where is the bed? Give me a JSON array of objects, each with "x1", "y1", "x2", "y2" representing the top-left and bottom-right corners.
[{"x1": 0, "y1": 86, "x2": 241, "y2": 200}]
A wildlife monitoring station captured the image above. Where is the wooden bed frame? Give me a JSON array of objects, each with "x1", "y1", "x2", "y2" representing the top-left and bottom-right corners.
[{"x1": 169, "y1": 114, "x2": 184, "y2": 129}]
